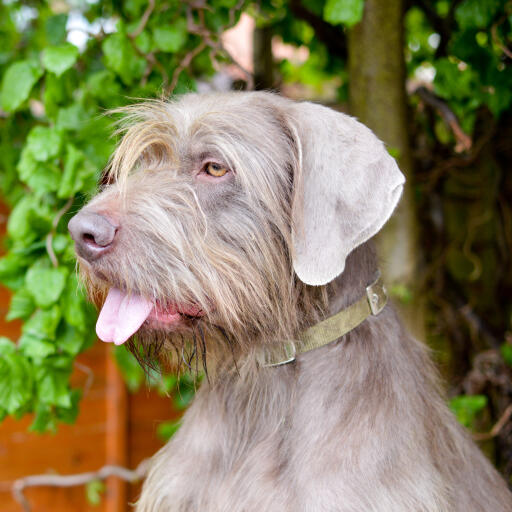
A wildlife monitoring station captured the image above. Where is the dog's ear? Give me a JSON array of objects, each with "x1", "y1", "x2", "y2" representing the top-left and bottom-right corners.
[{"x1": 286, "y1": 101, "x2": 405, "y2": 286}]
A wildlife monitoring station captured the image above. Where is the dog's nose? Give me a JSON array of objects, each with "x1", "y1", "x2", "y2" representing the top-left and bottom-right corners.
[{"x1": 68, "y1": 211, "x2": 118, "y2": 261}]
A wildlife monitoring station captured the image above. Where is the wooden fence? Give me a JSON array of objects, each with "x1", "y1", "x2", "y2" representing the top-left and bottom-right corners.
[{"x1": 0, "y1": 203, "x2": 179, "y2": 511}]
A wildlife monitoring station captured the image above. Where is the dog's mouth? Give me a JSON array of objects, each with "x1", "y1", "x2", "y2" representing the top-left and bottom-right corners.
[{"x1": 96, "y1": 288, "x2": 205, "y2": 345}]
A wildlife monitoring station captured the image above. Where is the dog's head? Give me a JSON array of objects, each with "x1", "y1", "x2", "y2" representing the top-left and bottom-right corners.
[{"x1": 68, "y1": 92, "x2": 404, "y2": 368}]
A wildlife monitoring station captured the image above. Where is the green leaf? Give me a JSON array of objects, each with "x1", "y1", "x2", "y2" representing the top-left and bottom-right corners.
[
  {"x1": 102, "y1": 34, "x2": 146, "y2": 84},
  {"x1": 0, "y1": 337, "x2": 16, "y2": 354},
  {"x1": 389, "y1": 283, "x2": 413, "y2": 305},
  {"x1": 56, "y1": 388, "x2": 81, "y2": 424},
  {"x1": 173, "y1": 376, "x2": 196, "y2": 410},
  {"x1": 455, "y1": 0, "x2": 501, "y2": 30},
  {"x1": 0, "y1": 344, "x2": 33, "y2": 414},
  {"x1": 56, "y1": 103, "x2": 89, "y2": 131},
  {"x1": 1, "y1": 60, "x2": 43, "y2": 112},
  {"x1": 6, "y1": 197, "x2": 36, "y2": 243},
  {"x1": 25, "y1": 126, "x2": 63, "y2": 162},
  {"x1": 19, "y1": 333, "x2": 56, "y2": 360},
  {"x1": 30, "y1": 402, "x2": 56, "y2": 433},
  {"x1": 114, "y1": 345, "x2": 145, "y2": 392},
  {"x1": 0, "y1": 251, "x2": 31, "y2": 289},
  {"x1": 134, "y1": 31, "x2": 152, "y2": 53},
  {"x1": 7, "y1": 288, "x2": 35, "y2": 321},
  {"x1": 449, "y1": 394, "x2": 487, "y2": 429},
  {"x1": 157, "y1": 419, "x2": 181, "y2": 441},
  {"x1": 86, "y1": 479, "x2": 106, "y2": 506},
  {"x1": 153, "y1": 21, "x2": 188, "y2": 52},
  {"x1": 324, "y1": 0, "x2": 364, "y2": 27},
  {"x1": 18, "y1": 156, "x2": 61, "y2": 194},
  {"x1": 7, "y1": 197, "x2": 52, "y2": 245},
  {"x1": 45, "y1": 14, "x2": 68, "y2": 46},
  {"x1": 26, "y1": 266, "x2": 68, "y2": 308},
  {"x1": 86, "y1": 70, "x2": 121, "y2": 102},
  {"x1": 60, "y1": 274, "x2": 92, "y2": 330},
  {"x1": 157, "y1": 373, "x2": 178, "y2": 395},
  {"x1": 58, "y1": 144, "x2": 85, "y2": 198},
  {"x1": 56, "y1": 324, "x2": 85, "y2": 356},
  {"x1": 35, "y1": 361, "x2": 72, "y2": 407},
  {"x1": 500, "y1": 343, "x2": 512, "y2": 366},
  {"x1": 52, "y1": 234, "x2": 70, "y2": 254},
  {"x1": 43, "y1": 72, "x2": 71, "y2": 118},
  {"x1": 23, "y1": 306, "x2": 62, "y2": 340},
  {"x1": 42, "y1": 44, "x2": 79, "y2": 77}
]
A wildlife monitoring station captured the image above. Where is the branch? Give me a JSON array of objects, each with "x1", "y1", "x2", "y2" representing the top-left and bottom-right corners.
[
  {"x1": 491, "y1": 15, "x2": 512, "y2": 60},
  {"x1": 420, "y1": 117, "x2": 496, "y2": 192},
  {"x1": 12, "y1": 459, "x2": 151, "y2": 512},
  {"x1": 165, "y1": 1, "x2": 254, "y2": 94},
  {"x1": 169, "y1": 42, "x2": 207, "y2": 93},
  {"x1": 414, "y1": 86, "x2": 472, "y2": 152},
  {"x1": 473, "y1": 403, "x2": 512, "y2": 442},
  {"x1": 129, "y1": 0, "x2": 155, "y2": 39},
  {"x1": 73, "y1": 361, "x2": 94, "y2": 397}
]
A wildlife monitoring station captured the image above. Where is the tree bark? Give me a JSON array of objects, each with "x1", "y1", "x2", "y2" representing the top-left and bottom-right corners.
[
  {"x1": 348, "y1": 0, "x2": 424, "y2": 338},
  {"x1": 253, "y1": 26, "x2": 275, "y2": 90}
]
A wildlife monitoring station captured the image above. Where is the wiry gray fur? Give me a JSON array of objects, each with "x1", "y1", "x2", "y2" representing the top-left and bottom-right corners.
[{"x1": 72, "y1": 92, "x2": 512, "y2": 511}]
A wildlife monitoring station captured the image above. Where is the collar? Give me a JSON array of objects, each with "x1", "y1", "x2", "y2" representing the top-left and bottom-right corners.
[{"x1": 257, "y1": 272, "x2": 388, "y2": 367}]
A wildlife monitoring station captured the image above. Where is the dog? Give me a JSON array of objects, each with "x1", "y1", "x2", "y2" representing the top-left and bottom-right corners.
[{"x1": 68, "y1": 92, "x2": 512, "y2": 511}]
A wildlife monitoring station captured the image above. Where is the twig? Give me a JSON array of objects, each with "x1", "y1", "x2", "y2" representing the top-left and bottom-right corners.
[
  {"x1": 164, "y1": 0, "x2": 254, "y2": 94},
  {"x1": 473, "y1": 403, "x2": 512, "y2": 442},
  {"x1": 168, "y1": 41, "x2": 207, "y2": 93},
  {"x1": 12, "y1": 458, "x2": 151, "y2": 512},
  {"x1": 415, "y1": 86, "x2": 472, "y2": 152},
  {"x1": 130, "y1": 0, "x2": 156, "y2": 39},
  {"x1": 140, "y1": 51, "x2": 169, "y2": 88},
  {"x1": 490, "y1": 11, "x2": 512, "y2": 60},
  {"x1": 420, "y1": 119, "x2": 495, "y2": 192},
  {"x1": 46, "y1": 197, "x2": 74, "y2": 268},
  {"x1": 73, "y1": 361, "x2": 94, "y2": 397}
]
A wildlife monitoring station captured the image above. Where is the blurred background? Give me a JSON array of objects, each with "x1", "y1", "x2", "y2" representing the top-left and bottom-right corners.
[{"x1": 0, "y1": 0, "x2": 511, "y2": 510}]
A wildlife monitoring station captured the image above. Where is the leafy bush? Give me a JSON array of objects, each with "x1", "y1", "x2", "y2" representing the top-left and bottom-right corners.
[{"x1": 0, "y1": 0, "x2": 244, "y2": 432}]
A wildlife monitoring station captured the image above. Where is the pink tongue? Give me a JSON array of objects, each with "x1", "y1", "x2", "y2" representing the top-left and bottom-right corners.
[{"x1": 96, "y1": 288, "x2": 153, "y2": 345}]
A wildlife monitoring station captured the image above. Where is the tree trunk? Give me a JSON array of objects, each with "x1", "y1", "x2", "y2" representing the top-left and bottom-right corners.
[
  {"x1": 348, "y1": 0, "x2": 423, "y2": 338},
  {"x1": 253, "y1": 26, "x2": 275, "y2": 90}
]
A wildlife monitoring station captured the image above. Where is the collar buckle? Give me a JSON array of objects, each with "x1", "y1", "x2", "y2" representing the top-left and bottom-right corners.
[
  {"x1": 366, "y1": 272, "x2": 387, "y2": 315},
  {"x1": 257, "y1": 341, "x2": 296, "y2": 368}
]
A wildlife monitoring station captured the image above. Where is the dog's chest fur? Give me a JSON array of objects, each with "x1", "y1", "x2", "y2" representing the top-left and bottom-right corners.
[{"x1": 137, "y1": 309, "x2": 511, "y2": 512}]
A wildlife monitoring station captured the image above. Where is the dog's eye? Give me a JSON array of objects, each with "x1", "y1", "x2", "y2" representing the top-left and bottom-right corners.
[{"x1": 205, "y1": 162, "x2": 228, "y2": 177}]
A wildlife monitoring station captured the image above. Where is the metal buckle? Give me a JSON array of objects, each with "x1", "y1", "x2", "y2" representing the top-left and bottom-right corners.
[
  {"x1": 366, "y1": 272, "x2": 388, "y2": 316},
  {"x1": 257, "y1": 341, "x2": 296, "y2": 368}
]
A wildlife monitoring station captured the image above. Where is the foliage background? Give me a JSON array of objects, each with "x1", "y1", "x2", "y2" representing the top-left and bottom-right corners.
[{"x1": 0, "y1": 0, "x2": 511, "y2": 487}]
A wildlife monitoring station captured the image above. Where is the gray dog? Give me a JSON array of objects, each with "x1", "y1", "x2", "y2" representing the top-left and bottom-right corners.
[{"x1": 68, "y1": 92, "x2": 512, "y2": 511}]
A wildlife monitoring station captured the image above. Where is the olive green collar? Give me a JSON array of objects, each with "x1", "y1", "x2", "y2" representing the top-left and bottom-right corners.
[{"x1": 257, "y1": 272, "x2": 388, "y2": 367}]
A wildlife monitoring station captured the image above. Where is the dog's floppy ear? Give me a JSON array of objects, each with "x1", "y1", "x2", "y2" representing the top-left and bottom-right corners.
[{"x1": 286, "y1": 101, "x2": 405, "y2": 286}]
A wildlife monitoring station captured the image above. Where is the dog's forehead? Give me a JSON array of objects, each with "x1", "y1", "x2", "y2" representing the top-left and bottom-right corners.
[{"x1": 167, "y1": 92, "x2": 283, "y2": 139}]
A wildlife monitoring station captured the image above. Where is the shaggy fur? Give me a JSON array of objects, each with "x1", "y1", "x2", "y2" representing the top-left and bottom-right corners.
[{"x1": 70, "y1": 92, "x2": 512, "y2": 511}]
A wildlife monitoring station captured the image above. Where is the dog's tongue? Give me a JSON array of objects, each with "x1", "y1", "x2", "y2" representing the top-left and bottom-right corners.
[{"x1": 96, "y1": 288, "x2": 153, "y2": 345}]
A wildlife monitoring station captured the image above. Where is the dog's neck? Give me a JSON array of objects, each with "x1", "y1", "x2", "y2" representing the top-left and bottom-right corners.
[
  {"x1": 324, "y1": 241, "x2": 379, "y2": 317},
  {"x1": 265, "y1": 242, "x2": 381, "y2": 367}
]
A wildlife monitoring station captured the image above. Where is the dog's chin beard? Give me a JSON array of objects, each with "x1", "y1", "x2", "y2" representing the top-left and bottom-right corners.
[{"x1": 127, "y1": 319, "x2": 218, "y2": 381}]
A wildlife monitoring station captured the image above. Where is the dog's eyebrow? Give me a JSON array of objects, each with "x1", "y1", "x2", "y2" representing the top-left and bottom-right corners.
[{"x1": 195, "y1": 150, "x2": 228, "y2": 165}]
